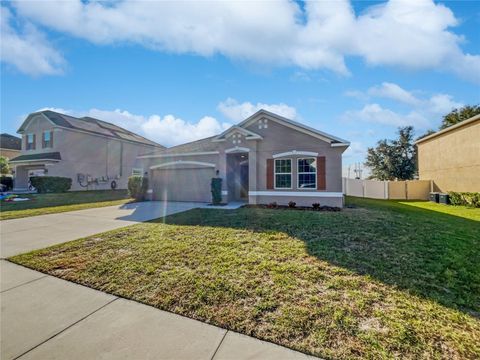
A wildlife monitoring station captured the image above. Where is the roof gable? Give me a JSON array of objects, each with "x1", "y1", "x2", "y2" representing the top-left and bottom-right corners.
[
  {"x1": 212, "y1": 125, "x2": 263, "y2": 142},
  {"x1": 237, "y1": 109, "x2": 350, "y2": 146}
]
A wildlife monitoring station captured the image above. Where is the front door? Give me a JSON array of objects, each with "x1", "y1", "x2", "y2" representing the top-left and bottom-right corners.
[{"x1": 240, "y1": 163, "x2": 249, "y2": 199}]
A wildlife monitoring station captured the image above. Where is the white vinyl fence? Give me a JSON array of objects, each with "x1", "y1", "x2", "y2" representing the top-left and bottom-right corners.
[{"x1": 342, "y1": 178, "x2": 432, "y2": 200}]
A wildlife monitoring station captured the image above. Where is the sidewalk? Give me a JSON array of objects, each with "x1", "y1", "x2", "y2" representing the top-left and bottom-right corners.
[{"x1": 1, "y1": 260, "x2": 317, "y2": 360}]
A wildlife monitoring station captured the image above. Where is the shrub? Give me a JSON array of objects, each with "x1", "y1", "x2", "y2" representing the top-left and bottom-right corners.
[
  {"x1": 128, "y1": 176, "x2": 148, "y2": 201},
  {"x1": 30, "y1": 176, "x2": 72, "y2": 193},
  {"x1": 0, "y1": 176, "x2": 13, "y2": 191},
  {"x1": 211, "y1": 178, "x2": 223, "y2": 205},
  {"x1": 288, "y1": 201, "x2": 296, "y2": 208},
  {"x1": 448, "y1": 191, "x2": 480, "y2": 208},
  {"x1": 312, "y1": 202, "x2": 320, "y2": 210},
  {"x1": 267, "y1": 202, "x2": 278, "y2": 209}
]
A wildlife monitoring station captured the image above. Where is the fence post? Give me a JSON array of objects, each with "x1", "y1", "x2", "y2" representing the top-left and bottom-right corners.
[{"x1": 405, "y1": 181, "x2": 409, "y2": 200}]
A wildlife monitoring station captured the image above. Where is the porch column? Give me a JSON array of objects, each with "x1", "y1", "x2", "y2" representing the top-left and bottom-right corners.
[
  {"x1": 218, "y1": 152, "x2": 228, "y2": 203},
  {"x1": 248, "y1": 142, "x2": 257, "y2": 204}
]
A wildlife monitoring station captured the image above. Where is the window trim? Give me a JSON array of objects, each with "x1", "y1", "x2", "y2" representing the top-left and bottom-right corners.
[
  {"x1": 274, "y1": 158, "x2": 292, "y2": 190},
  {"x1": 26, "y1": 133, "x2": 35, "y2": 150},
  {"x1": 297, "y1": 157, "x2": 317, "y2": 190},
  {"x1": 131, "y1": 168, "x2": 144, "y2": 176},
  {"x1": 43, "y1": 130, "x2": 52, "y2": 148}
]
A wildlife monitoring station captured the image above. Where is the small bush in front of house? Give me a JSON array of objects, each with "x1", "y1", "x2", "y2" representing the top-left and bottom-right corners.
[
  {"x1": 128, "y1": 176, "x2": 148, "y2": 201},
  {"x1": 448, "y1": 191, "x2": 480, "y2": 208},
  {"x1": 0, "y1": 176, "x2": 13, "y2": 191},
  {"x1": 267, "y1": 202, "x2": 278, "y2": 209},
  {"x1": 312, "y1": 203, "x2": 320, "y2": 210},
  {"x1": 211, "y1": 178, "x2": 223, "y2": 205},
  {"x1": 288, "y1": 201, "x2": 296, "y2": 208},
  {"x1": 30, "y1": 176, "x2": 72, "y2": 193}
]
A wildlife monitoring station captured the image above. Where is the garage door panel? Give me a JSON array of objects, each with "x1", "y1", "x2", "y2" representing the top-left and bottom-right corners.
[{"x1": 152, "y1": 167, "x2": 214, "y2": 202}]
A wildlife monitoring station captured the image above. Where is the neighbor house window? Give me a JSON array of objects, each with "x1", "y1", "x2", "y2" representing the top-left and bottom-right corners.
[
  {"x1": 274, "y1": 159, "x2": 292, "y2": 189},
  {"x1": 132, "y1": 168, "x2": 143, "y2": 176},
  {"x1": 43, "y1": 131, "x2": 52, "y2": 148},
  {"x1": 297, "y1": 158, "x2": 317, "y2": 189},
  {"x1": 26, "y1": 134, "x2": 35, "y2": 150}
]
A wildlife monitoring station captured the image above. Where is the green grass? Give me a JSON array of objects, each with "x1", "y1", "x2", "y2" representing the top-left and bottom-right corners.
[
  {"x1": 0, "y1": 190, "x2": 132, "y2": 220},
  {"x1": 10, "y1": 197, "x2": 480, "y2": 359}
]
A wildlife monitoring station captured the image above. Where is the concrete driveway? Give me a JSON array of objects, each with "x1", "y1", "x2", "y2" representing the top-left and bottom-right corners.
[{"x1": 1, "y1": 201, "x2": 204, "y2": 258}]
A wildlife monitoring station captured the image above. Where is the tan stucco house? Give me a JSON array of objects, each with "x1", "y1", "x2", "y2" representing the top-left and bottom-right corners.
[
  {"x1": 10, "y1": 110, "x2": 164, "y2": 191},
  {"x1": 136, "y1": 110, "x2": 350, "y2": 207},
  {"x1": 416, "y1": 114, "x2": 480, "y2": 193}
]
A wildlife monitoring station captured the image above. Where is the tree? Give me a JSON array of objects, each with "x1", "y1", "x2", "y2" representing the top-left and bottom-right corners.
[
  {"x1": 441, "y1": 105, "x2": 480, "y2": 129},
  {"x1": 365, "y1": 126, "x2": 416, "y2": 181},
  {"x1": 0, "y1": 156, "x2": 11, "y2": 175}
]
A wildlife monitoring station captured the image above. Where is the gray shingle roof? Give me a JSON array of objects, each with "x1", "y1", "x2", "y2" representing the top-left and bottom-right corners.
[
  {"x1": 18, "y1": 111, "x2": 164, "y2": 148},
  {"x1": 10, "y1": 152, "x2": 61, "y2": 163},
  {"x1": 0, "y1": 133, "x2": 22, "y2": 150}
]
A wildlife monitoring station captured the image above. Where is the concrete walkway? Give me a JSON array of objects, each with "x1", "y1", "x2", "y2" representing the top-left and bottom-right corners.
[
  {"x1": 1, "y1": 260, "x2": 316, "y2": 360},
  {"x1": 1, "y1": 201, "x2": 241, "y2": 258}
]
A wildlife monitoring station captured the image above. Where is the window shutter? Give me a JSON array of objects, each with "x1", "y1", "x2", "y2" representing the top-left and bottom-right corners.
[
  {"x1": 50, "y1": 131, "x2": 53, "y2": 147},
  {"x1": 42, "y1": 132, "x2": 45, "y2": 148},
  {"x1": 33, "y1": 134, "x2": 36, "y2": 150},
  {"x1": 317, "y1": 156, "x2": 326, "y2": 190},
  {"x1": 266, "y1": 159, "x2": 274, "y2": 189}
]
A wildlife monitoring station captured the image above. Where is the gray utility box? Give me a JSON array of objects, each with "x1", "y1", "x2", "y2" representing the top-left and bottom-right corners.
[
  {"x1": 439, "y1": 193, "x2": 450, "y2": 205},
  {"x1": 429, "y1": 192, "x2": 440, "y2": 203}
]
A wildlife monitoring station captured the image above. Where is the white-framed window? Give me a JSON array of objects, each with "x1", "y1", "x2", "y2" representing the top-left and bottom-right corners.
[
  {"x1": 26, "y1": 134, "x2": 35, "y2": 150},
  {"x1": 297, "y1": 158, "x2": 317, "y2": 189},
  {"x1": 132, "y1": 168, "x2": 144, "y2": 176},
  {"x1": 43, "y1": 131, "x2": 52, "y2": 148},
  {"x1": 274, "y1": 158, "x2": 292, "y2": 189}
]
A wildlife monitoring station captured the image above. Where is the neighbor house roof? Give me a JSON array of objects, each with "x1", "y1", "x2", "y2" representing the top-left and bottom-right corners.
[
  {"x1": 0, "y1": 133, "x2": 22, "y2": 150},
  {"x1": 416, "y1": 114, "x2": 480, "y2": 144},
  {"x1": 18, "y1": 110, "x2": 164, "y2": 148},
  {"x1": 10, "y1": 152, "x2": 62, "y2": 163}
]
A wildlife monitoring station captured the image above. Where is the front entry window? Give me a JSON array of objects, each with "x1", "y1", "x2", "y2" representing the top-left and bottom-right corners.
[
  {"x1": 298, "y1": 158, "x2": 317, "y2": 189},
  {"x1": 274, "y1": 159, "x2": 292, "y2": 189}
]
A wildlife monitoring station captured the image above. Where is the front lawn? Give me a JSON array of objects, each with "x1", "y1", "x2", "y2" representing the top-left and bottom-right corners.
[
  {"x1": 0, "y1": 190, "x2": 132, "y2": 220},
  {"x1": 10, "y1": 198, "x2": 480, "y2": 359}
]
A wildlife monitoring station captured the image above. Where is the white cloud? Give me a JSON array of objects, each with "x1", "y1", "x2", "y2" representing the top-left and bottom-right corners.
[
  {"x1": 0, "y1": 6, "x2": 65, "y2": 76},
  {"x1": 367, "y1": 82, "x2": 421, "y2": 106},
  {"x1": 9, "y1": 0, "x2": 480, "y2": 81},
  {"x1": 427, "y1": 94, "x2": 463, "y2": 115},
  {"x1": 342, "y1": 103, "x2": 430, "y2": 128},
  {"x1": 38, "y1": 107, "x2": 231, "y2": 147},
  {"x1": 342, "y1": 82, "x2": 464, "y2": 128},
  {"x1": 217, "y1": 98, "x2": 297, "y2": 122}
]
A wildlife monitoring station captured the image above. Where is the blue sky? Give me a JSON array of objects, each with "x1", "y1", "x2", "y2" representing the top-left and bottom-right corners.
[{"x1": 1, "y1": 1, "x2": 479, "y2": 169}]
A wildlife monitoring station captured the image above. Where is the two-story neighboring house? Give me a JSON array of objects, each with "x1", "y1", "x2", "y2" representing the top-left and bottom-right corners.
[{"x1": 10, "y1": 110, "x2": 164, "y2": 191}]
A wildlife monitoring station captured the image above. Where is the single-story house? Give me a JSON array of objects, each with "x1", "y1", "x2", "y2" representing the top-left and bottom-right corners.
[
  {"x1": 10, "y1": 110, "x2": 164, "y2": 191},
  {"x1": 0, "y1": 133, "x2": 22, "y2": 160},
  {"x1": 136, "y1": 110, "x2": 350, "y2": 207},
  {"x1": 416, "y1": 114, "x2": 480, "y2": 192}
]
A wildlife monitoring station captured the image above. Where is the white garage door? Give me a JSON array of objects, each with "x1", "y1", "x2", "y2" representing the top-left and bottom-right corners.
[{"x1": 152, "y1": 167, "x2": 215, "y2": 202}]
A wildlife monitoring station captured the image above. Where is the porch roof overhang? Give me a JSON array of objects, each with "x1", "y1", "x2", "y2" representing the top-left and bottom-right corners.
[{"x1": 9, "y1": 152, "x2": 62, "y2": 164}]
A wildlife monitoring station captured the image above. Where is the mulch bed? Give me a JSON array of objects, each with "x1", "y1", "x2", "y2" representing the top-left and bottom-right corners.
[{"x1": 244, "y1": 204, "x2": 341, "y2": 212}]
